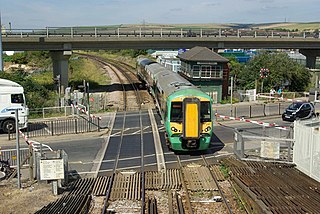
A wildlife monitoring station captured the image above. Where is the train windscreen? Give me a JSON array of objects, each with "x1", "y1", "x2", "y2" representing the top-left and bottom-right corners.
[
  {"x1": 170, "y1": 102, "x2": 183, "y2": 122},
  {"x1": 200, "y1": 101, "x2": 211, "y2": 122}
]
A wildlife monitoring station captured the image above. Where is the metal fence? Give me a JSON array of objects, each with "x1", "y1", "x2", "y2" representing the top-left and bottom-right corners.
[
  {"x1": 0, "y1": 148, "x2": 31, "y2": 167},
  {"x1": 214, "y1": 102, "x2": 289, "y2": 119},
  {"x1": 233, "y1": 128, "x2": 294, "y2": 162},
  {"x1": 29, "y1": 106, "x2": 74, "y2": 119},
  {"x1": 8, "y1": 116, "x2": 101, "y2": 140},
  {"x1": 293, "y1": 119, "x2": 320, "y2": 182}
]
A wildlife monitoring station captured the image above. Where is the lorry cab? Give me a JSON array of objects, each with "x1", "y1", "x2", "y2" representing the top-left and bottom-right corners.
[{"x1": 0, "y1": 79, "x2": 29, "y2": 133}]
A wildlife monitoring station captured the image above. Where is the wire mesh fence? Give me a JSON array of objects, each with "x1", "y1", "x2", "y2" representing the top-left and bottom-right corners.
[{"x1": 233, "y1": 128, "x2": 294, "y2": 162}]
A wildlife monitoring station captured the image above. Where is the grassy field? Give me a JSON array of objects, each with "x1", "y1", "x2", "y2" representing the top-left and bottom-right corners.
[
  {"x1": 252, "y1": 22, "x2": 320, "y2": 31},
  {"x1": 69, "y1": 55, "x2": 111, "y2": 88}
]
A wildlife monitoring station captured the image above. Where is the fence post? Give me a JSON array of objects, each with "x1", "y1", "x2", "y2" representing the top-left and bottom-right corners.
[
  {"x1": 8, "y1": 129, "x2": 11, "y2": 140},
  {"x1": 51, "y1": 121, "x2": 54, "y2": 136},
  {"x1": 263, "y1": 104, "x2": 266, "y2": 116},
  {"x1": 240, "y1": 133, "x2": 245, "y2": 158},
  {"x1": 287, "y1": 140, "x2": 291, "y2": 162},
  {"x1": 75, "y1": 119, "x2": 78, "y2": 134},
  {"x1": 249, "y1": 105, "x2": 252, "y2": 118},
  {"x1": 234, "y1": 107, "x2": 237, "y2": 118},
  {"x1": 98, "y1": 118, "x2": 100, "y2": 132},
  {"x1": 29, "y1": 144, "x2": 34, "y2": 182},
  {"x1": 278, "y1": 103, "x2": 281, "y2": 115}
]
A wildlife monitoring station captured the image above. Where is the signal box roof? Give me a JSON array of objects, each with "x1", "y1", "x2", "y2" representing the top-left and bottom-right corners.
[{"x1": 178, "y1": 46, "x2": 229, "y2": 62}]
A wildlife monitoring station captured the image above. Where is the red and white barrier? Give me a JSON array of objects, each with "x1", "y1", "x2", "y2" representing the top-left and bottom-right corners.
[
  {"x1": 71, "y1": 104, "x2": 102, "y2": 120},
  {"x1": 256, "y1": 94, "x2": 303, "y2": 102},
  {"x1": 18, "y1": 130, "x2": 53, "y2": 151},
  {"x1": 18, "y1": 130, "x2": 32, "y2": 145},
  {"x1": 215, "y1": 113, "x2": 289, "y2": 130}
]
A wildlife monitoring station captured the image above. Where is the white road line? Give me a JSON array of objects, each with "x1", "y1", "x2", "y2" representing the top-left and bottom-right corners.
[
  {"x1": 110, "y1": 127, "x2": 130, "y2": 136},
  {"x1": 94, "y1": 112, "x2": 116, "y2": 177},
  {"x1": 100, "y1": 154, "x2": 156, "y2": 163},
  {"x1": 131, "y1": 126, "x2": 150, "y2": 135},
  {"x1": 149, "y1": 108, "x2": 166, "y2": 171}
]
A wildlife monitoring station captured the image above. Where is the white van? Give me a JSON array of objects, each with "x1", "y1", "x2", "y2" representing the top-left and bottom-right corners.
[{"x1": 0, "y1": 78, "x2": 29, "y2": 133}]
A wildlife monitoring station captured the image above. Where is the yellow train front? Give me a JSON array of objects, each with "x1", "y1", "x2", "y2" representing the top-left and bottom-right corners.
[
  {"x1": 166, "y1": 90, "x2": 213, "y2": 151},
  {"x1": 137, "y1": 58, "x2": 213, "y2": 151}
]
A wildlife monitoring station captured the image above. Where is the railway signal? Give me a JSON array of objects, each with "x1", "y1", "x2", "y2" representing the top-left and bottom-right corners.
[{"x1": 260, "y1": 68, "x2": 269, "y2": 78}]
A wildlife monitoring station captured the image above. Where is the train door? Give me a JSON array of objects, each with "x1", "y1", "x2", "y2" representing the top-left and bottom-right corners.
[{"x1": 182, "y1": 98, "x2": 200, "y2": 139}]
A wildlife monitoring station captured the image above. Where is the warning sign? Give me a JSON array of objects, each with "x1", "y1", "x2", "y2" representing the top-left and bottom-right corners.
[{"x1": 40, "y1": 159, "x2": 64, "y2": 180}]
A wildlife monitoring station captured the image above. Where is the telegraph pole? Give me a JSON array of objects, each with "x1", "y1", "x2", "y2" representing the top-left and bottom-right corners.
[
  {"x1": 15, "y1": 109, "x2": 21, "y2": 189},
  {"x1": 0, "y1": 12, "x2": 3, "y2": 72}
]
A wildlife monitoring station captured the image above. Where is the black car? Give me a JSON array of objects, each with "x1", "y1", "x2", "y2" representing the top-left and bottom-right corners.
[{"x1": 282, "y1": 102, "x2": 316, "y2": 122}]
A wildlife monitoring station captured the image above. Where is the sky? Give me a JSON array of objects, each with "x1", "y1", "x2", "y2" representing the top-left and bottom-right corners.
[{"x1": 0, "y1": 0, "x2": 319, "y2": 29}]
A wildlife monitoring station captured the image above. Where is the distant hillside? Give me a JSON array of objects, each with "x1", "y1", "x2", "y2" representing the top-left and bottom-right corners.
[
  {"x1": 122, "y1": 22, "x2": 320, "y2": 31},
  {"x1": 249, "y1": 22, "x2": 320, "y2": 31}
]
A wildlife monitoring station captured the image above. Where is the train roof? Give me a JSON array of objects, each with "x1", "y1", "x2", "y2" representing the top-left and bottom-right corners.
[
  {"x1": 145, "y1": 63, "x2": 201, "y2": 97},
  {"x1": 137, "y1": 58, "x2": 156, "y2": 67}
]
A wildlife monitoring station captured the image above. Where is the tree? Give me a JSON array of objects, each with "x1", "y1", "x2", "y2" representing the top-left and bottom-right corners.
[{"x1": 236, "y1": 52, "x2": 311, "y2": 92}]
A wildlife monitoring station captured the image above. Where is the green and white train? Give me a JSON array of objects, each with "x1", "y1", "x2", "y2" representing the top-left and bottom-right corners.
[{"x1": 137, "y1": 58, "x2": 213, "y2": 151}]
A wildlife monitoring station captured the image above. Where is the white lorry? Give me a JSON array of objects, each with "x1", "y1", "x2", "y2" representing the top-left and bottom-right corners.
[{"x1": 0, "y1": 78, "x2": 29, "y2": 133}]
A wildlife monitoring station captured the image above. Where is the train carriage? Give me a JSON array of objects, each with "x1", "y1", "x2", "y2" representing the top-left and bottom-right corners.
[{"x1": 137, "y1": 58, "x2": 213, "y2": 151}]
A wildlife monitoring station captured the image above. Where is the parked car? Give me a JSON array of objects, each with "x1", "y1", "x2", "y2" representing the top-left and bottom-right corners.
[{"x1": 282, "y1": 102, "x2": 316, "y2": 122}]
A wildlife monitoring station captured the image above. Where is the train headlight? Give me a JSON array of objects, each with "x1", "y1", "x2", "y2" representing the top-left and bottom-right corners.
[
  {"x1": 171, "y1": 127, "x2": 178, "y2": 132},
  {"x1": 205, "y1": 126, "x2": 211, "y2": 132}
]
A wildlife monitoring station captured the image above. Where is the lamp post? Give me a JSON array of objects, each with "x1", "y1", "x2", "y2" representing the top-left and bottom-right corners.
[
  {"x1": 53, "y1": 75, "x2": 61, "y2": 106},
  {"x1": 230, "y1": 75, "x2": 233, "y2": 116},
  {"x1": 0, "y1": 13, "x2": 3, "y2": 72}
]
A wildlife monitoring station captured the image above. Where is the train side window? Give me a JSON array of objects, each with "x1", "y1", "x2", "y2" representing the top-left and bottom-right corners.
[
  {"x1": 200, "y1": 101, "x2": 211, "y2": 122},
  {"x1": 170, "y1": 102, "x2": 183, "y2": 122}
]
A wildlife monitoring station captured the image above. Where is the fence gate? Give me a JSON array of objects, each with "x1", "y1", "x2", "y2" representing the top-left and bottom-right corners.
[{"x1": 207, "y1": 91, "x2": 218, "y2": 104}]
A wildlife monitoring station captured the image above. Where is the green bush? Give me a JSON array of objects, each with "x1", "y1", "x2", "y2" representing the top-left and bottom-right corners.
[{"x1": 0, "y1": 71, "x2": 57, "y2": 109}]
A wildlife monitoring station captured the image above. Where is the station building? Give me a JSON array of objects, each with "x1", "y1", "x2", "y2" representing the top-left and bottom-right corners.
[{"x1": 177, "y1": 46, "x2": 230, "y2": 103}]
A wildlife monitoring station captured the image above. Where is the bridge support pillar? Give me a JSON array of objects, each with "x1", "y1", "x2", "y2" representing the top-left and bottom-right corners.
[
  {"x1": 299, "y1": 49, "x2": 320, "y2": 69},
  {"x1": 50, "y1": 50, "x2": 72, "y2": 93}
]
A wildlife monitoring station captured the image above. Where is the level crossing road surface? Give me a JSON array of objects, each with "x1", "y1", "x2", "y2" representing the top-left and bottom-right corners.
[{"x1": 0, "y1": 108, "x2": 292, "y2": 177}]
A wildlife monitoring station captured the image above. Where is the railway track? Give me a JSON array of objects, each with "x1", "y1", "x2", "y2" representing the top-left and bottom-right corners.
[
  {"x1": 99, "y1": 109, "x2": 149, "y2": 213},
  {"x1": 77, "y1": 53, "x2": 145, "y2": 111},
  {"x1": 225, "y1": 157, "x2": 320, "y2": 213}
]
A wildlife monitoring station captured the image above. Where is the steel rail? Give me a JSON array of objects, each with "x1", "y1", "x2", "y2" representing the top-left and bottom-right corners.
[
  {"x1": 78, "y1": 53, "x2": 142, "y2": 111},
  {"x1": 77, "y1": 54, "x2": 128, "y2": 111},
  {"x1": 201, "y1": 155, "x2": 233, "y2": 214},
  {"x1": 139, "y1": 110, "x2": 146, "y2": 213},
  {"x1": 176, "y1": 155, "x2": 193, "y2": 214},
  {"x1": 105, "y1": 58, "x2": 142, "y2": 111},
  {"x1": 101, "y1": 111, "x2": 128, "y2": 214}
]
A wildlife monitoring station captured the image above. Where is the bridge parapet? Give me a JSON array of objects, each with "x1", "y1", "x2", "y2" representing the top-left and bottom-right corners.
[{"x1": 2, "y1": 27, "x2": 320, "y2": 39}]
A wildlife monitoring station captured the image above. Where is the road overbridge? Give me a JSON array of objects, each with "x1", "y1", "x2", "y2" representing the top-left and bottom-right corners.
[{"x1": 2, "y1": 27, "x2": 320, "y2": 89}]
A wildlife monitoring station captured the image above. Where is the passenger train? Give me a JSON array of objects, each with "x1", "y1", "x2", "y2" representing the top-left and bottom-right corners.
[{"x1": 137, "y1": 58, "x2": 213, "y2": 151}]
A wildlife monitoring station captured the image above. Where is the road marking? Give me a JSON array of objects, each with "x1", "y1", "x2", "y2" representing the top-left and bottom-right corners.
[
  {"x1": 131, "y1": 126, "x2": 151, "y2": 135},
  {"x1": 94, "y1": 112, "x2": 116, "y2": 177},
  {"x1": 100, "y1": 154, "x2": 156, "y2": 163},
  {"x1": 110, "y1": 127, "x2": 130, "y2": 136},
  {"x1": 149, "y1": 108, "x2": 166, "y2": 171}
]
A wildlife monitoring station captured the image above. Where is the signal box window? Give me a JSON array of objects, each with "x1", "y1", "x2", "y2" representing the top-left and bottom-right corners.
[
  {"x1": 200, "y1": 101, "x2": 211, "y2": 122},
  {"x1": 11, "y1": 94, "x2": 24, "y2": 104},
  {"x1": 170, "y1": 102, "x2": 183, "y2": 122}
]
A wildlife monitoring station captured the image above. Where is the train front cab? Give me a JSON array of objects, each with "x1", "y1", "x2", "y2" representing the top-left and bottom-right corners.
[{"x1": 166, "y1": 97, "x2": 212, "y2": 151}]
